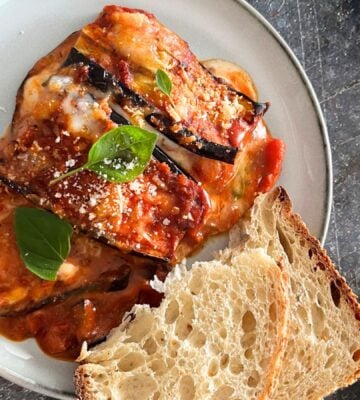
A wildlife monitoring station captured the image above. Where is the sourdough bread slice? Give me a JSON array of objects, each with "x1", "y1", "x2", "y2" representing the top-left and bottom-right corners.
[
  {"x1": 75, "y1": 249, "x2": 289, "y2": 400},
  {"x1": 227, "y1": 187, "x2": 360, "y2": 399}
]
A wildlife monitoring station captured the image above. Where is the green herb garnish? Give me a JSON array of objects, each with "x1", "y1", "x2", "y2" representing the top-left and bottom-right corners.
[
  {"x1": 50, "y1": 125, "x2": 158, "y2": 185},
  {"x1": 15, "y1": 207, "x2": 73, "y2": 281},
  {"x1": 155, "y1": 69, "x2": 172, "y2": 97}
]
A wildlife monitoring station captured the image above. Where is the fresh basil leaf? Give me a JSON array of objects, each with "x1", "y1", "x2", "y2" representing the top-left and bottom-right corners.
[
  {"x1": 155, "y1": 69, "x2": 172, "y2": 97},
  {"x1": 85, "y1": 126, "x2": 158, "y2": 182},
  {"x1": 50, "y1": 125, "x2": 158, "y2": 184},
  {"x1": 15, "y1": 207, "x2": 73, "y2": 281}
]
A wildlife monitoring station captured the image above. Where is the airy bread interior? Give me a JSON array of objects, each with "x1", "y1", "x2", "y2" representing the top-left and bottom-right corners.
[
  {"x1": 75, "y1": 249, "x2": 289, "y2": 400},
  {"x1": 227, "y1": 187, "x2": 360, "y2": 399}
]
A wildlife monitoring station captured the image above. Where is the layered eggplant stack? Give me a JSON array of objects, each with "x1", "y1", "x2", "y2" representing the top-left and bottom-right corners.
[{"x1": 0, "y1": 6, "x2": 284, "y2": 359}]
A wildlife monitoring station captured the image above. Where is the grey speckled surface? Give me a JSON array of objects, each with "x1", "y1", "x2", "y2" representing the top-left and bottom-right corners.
[{"x1": 0, "y1": 0, "x2": 359, "y2": 399}]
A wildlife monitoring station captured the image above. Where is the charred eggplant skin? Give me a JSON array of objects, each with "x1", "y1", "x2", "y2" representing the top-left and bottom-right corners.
[
  {"x1": 146, "y1": 113, "x2": 238, "y2": 164},
  {"x1": 0, "y1": 175, "x2": 33, "y2": 196},
  {"x1": 64, "y1": 49, "x2": 238, "y2": 164},
  {"x1": 152, "y1": 146, "x2": 193, "y2": 178},
  {"x1": 200, "y1": 62, "x2": 269, "y2": 115},
  {"x1": 64, "y1": 47, "x2": 147, "y2": 106},
  {"x1": 0, "y1": 267, "x2": 131, "y2": 318}
]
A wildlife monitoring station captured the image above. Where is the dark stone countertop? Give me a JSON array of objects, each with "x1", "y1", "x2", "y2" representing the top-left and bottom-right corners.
[{"x1": 0, "y1": 0, "x2": 359, "y2": 399}]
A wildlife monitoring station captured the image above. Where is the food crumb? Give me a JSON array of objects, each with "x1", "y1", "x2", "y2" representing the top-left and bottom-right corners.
[
  {"x1": 88, "y1": 197, "x2": 97, "y2": 207},
  {"x1": 65, "y1": 159, "x2": 76, "y2": 168},
  {"x1": 88, "y1": 213, "x2": 96, "y2": 221}
]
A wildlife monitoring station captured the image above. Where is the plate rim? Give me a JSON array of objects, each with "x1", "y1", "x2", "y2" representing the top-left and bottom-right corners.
[{"x1": 0, "y1": 0, "x2": 333, "y2": 398}]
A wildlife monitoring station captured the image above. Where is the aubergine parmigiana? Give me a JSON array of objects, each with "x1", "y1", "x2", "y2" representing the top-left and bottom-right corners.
[
  {"x1": 0, "y1": 6, "x2": 284, "y2": 263},
  {"x1": 0, "y1": 184, "x2": 166, "y2": 359},
  {"x1": 0, "y1": 35, "x2": 209, "y2": 263}
]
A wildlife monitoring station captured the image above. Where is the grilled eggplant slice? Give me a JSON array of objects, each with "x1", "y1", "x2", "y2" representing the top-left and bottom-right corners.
[
  {"x1": 0, "y1": 58, "x2": 209, "y2": 262},
  {"x1": 64, "y1": 48, "x2": 238, "y2": 164},
  {"x1": 73, "y1": 6, "x2": 267, "y2": 164},
  {"x1": 0, "y1": 184, "x2": 159, "y2": 316},
  {"x1": 0, "y1": 184, "x2": 167, "y2": 358}
]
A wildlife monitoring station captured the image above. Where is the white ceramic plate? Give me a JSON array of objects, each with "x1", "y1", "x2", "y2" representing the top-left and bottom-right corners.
[{"x1": 0, "y1": 0, "x2": 332, "y2": 398}]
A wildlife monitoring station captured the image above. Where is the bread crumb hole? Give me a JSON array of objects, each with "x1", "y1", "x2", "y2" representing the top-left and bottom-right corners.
[
  {"x1": 330, "y1": 281, "x2": 341, "y2": 307},
  {"x1": 308, "y1": 248, "x2": 313, "y2": 259},
  {"x1": 247, "y1": 371, "x2": 260, "y2": 387},
  {"x1": 209, "y1": 342, "x2": 221, "y2": 355},
  {"x1": 209, "y1": 282, "x2": 220, "y2": 291},
  {"x1": 269, "y1": 302, "x2": 277, "y2": 323},
  {"x1": 259, "y1": 357, "x2": 270, "y2": 370},
  {"x1": 153, "y1": 392, "x2": 160, "y2": 400},
  {"x1": 246, "y1": 289, "x2": 255, "y2": 300},
  {"x1": 277, "y1": 224, "x2": 294, "y2": 263},
  {"x1": 230, "y1": 290, "x2": 238, "y2": 300},
  {"x1": 118, "y1": 352, "x2": 144, "y2": 371},
  {"x1": 189, "y1": 329, "x2": 206, "y2": 348},
  {"x1": 220, "y1": 353, "x2": 229, "y2": 369},
  {"x1": 306, "y1": 389, "x2": 314, "y2": 397},
  {"x1": 297, "y1": 305, "x2": 309, "y2": 325},
  {"x1": 232, "y1": 306, "x2": 242, "y2": 323},
  {"x1": 218, "y1": 327, "x2": 227, "y2": 339},
  {"x1": 143, "y1": 337, "x2": 157, "y2": 355},
  {"x1": 167, "y1": 358, "x2": 175, "y2": 368},
  {"x1": 119, "y1": 374, "x2": 157, "y2": 398},
  {"x1": 155, "y1": 330, "x2": 165, "y2": 345},
  {"x1": 175, "y1": 317, "x2": 193, "y2": 340},
  {"x1": 211, "y1": 385, "x2": 234, "y2": 399},
  {"x1": 242, "y1": 310, "x2": 256, "y2": 332},
  {"x1": 352, "y1": 349, "x2": 360, "y2": 362},
  {"x1": 150, "y1": 359, "x2": 167, "y2": 376},
  {"x1": 241, "y1": 332, "x2": 256, "y2": 348},
  {"x1": 125, "y1": 313, "x2": 154, "y2": 343},
  {"x1": 311, "y1": 303, "x2": 325, "y2": 338},
  {"x1": 179, "y1": 375, "x2": 195, "y2": 400},
  {"x1": 325, "y1": 355, "x2": 336, "y2": 369},
  {"x1": 245, "y1": 348, "x2": 253, "y2": 359},
  {"x1": 208, "y1": 359, "x2": 219, "y2": 377},
  {"x1": 165, "y1": 299, "x2": 180, "y2": 324},
  {"x1": 229, "y1": 358, "x2": 243, "y2": 374},
  {"x1": 188, "y1": 271, "x2": 203, "y2": 295}
]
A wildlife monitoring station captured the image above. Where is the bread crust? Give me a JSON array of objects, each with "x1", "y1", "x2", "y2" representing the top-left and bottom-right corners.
[
  {"x1": 74, "y1": 366, "x2": 96, "y2": 400},
  {"x1": 274, "y1": 186, "x2": 360, "y2": 326}
]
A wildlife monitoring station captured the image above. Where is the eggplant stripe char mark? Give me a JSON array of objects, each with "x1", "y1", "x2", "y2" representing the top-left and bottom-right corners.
[{"x1": 64, "y1": 48, "x2": 239, "y2": 164}]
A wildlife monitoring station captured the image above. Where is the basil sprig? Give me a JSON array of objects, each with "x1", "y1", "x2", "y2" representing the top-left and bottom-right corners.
[
  {"x1": 155, "y1": 69, "x2": 172, "y2": 97},
  {"x1": 50, "y1": 125, "x2": 158, "y2": 185},
  {"x1": 15, "y1": 207, "x2": 73, "y2": 281}
]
